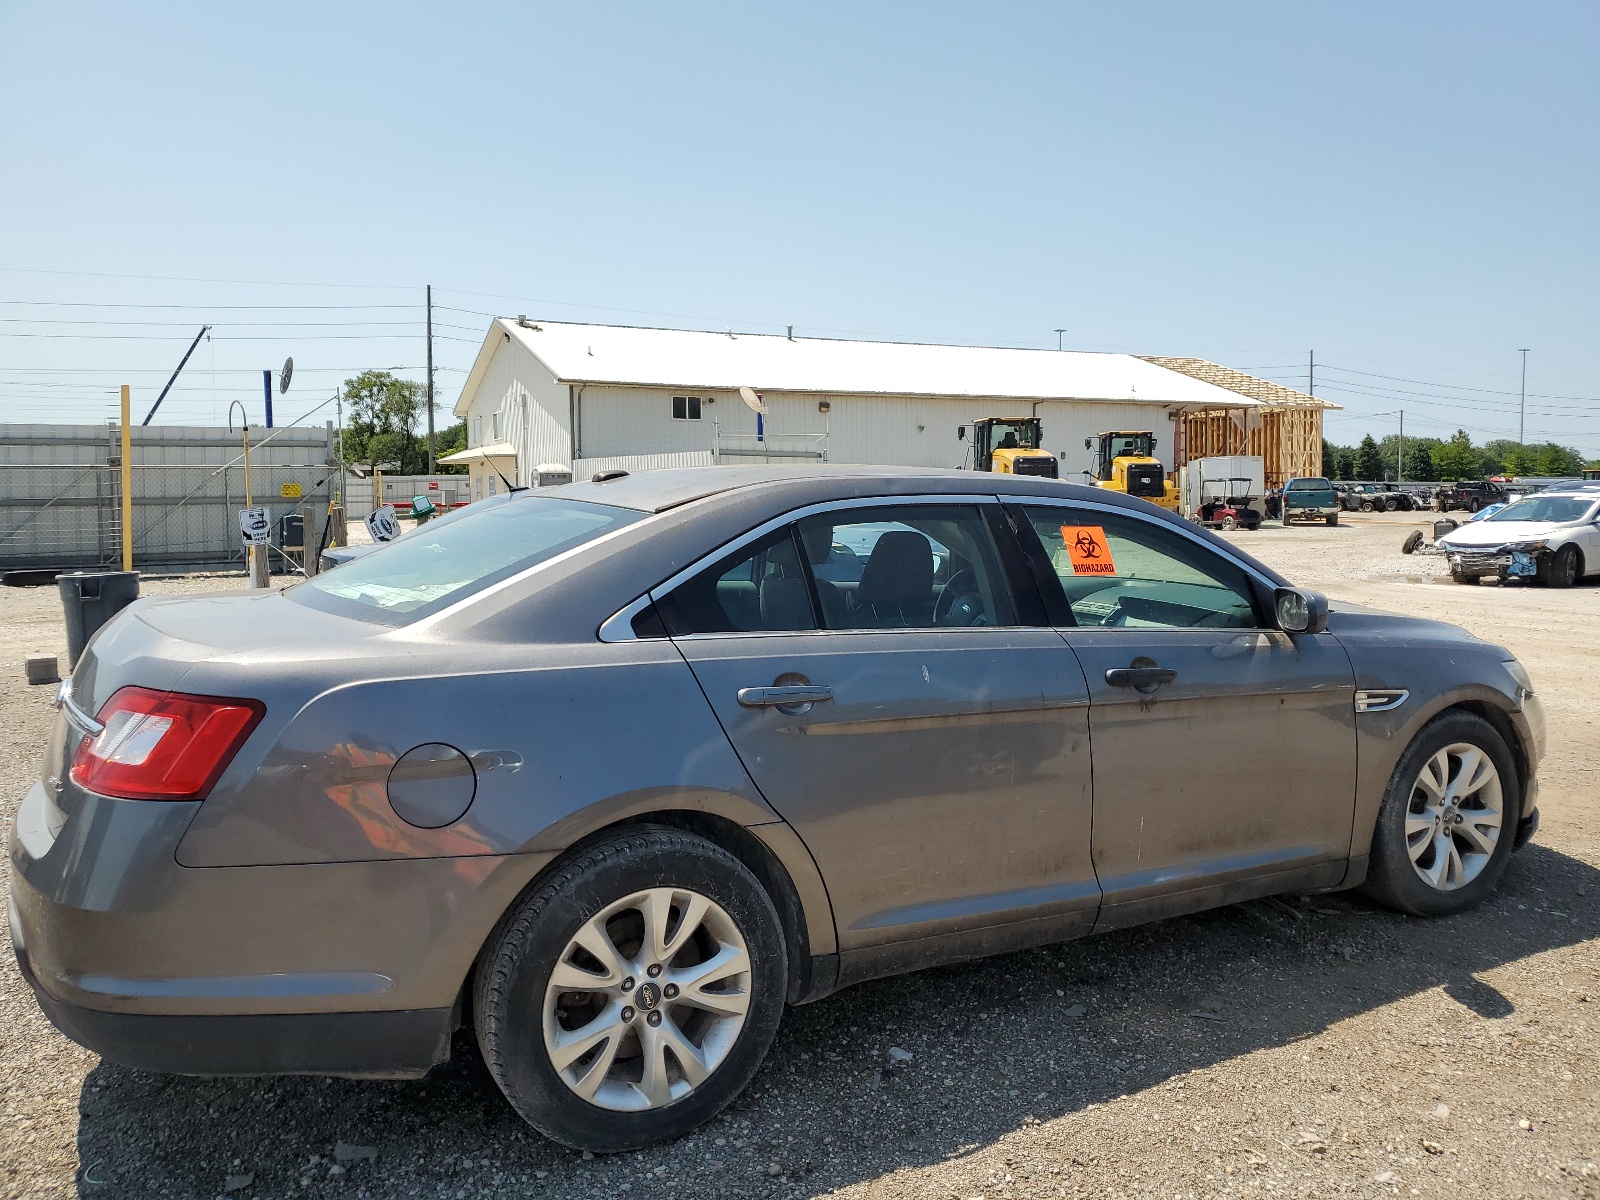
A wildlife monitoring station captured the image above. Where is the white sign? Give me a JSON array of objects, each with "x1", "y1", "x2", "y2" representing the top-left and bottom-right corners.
[
  {"x1": 365, "y1": 504, "x2": 400, "y2": 543},
  {"x1": 238, "y1": 507, "x2": 271, "y2": 545}
]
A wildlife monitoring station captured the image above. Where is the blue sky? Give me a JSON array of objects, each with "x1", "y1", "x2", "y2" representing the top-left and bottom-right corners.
[{"x1": 2, "y1": 2, "x2": 1595, "y2": 455}]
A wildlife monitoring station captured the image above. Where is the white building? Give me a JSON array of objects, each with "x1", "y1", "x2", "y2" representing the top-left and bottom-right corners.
[{"x1": 447, "y1": 319, "x2": 1312, "y2": 497}]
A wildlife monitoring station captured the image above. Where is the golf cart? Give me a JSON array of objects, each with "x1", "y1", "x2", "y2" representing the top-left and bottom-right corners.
[{"x1": 1194, "y1": 477, "x2": 1263, "y2": 531}]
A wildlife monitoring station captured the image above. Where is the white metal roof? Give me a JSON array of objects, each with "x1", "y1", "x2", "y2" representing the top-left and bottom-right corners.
[{"x1": 454, "y1": 319, "x2": 1272, "y2": 417}]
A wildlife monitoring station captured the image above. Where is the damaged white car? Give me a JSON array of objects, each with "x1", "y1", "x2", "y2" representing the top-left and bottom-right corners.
[{"x1": 1434, "y1": 490, "x2": 1600, "y2": 586}]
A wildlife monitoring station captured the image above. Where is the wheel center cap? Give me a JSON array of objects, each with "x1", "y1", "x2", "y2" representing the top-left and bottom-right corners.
[{"x1": 635, "y1": 980, "x2": 662, "y2": 1011}]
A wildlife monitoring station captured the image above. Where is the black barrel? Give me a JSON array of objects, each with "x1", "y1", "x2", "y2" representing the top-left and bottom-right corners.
[{"x1": 58, "y1": 570, "x2": 140, "y2": 670}]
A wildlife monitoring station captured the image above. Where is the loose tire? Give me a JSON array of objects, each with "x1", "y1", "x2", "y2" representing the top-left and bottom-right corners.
[
  {"x1": 1545, "y1": 545, "x2": 1581, "y2": 589},
  {"x1": 1401, "y1": 530, "x2": 1424, "y2": 555},
  {"x1": 474, "y1": 828, "x2": 787, "y2": 1151},
  {"x1": 1362, "y1": 712, "x2": 1519, "y2": 916}
]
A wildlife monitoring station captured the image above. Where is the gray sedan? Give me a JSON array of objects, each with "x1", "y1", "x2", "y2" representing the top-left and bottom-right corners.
[{"x1": 9, "y1": 467, "x2": 1544, "y2": 1151}]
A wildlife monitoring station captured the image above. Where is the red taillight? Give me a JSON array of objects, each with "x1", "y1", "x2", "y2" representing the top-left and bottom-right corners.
[{"x1": 69, "y1": 686, "x2": 265, "y2": 801}]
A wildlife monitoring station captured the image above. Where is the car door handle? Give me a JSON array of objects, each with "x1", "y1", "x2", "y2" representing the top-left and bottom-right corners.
[
  {"x1": 1105, "y1": 666, "x2": 1178, "y2": 692},
  {"x1": 737, "y1": 685, "x2": 835, "y2": 708}
]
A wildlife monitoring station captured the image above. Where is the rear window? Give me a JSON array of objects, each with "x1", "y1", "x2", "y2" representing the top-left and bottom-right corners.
[
  {"x1": 1287, "y1": 478, "x2": 1333, "y2": 491},
  {"x1": 290, "y1": 496, "x2": 642, "y2": 624}
]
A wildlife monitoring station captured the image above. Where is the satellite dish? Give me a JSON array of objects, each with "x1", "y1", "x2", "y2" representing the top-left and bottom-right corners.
[
  {"x1": 279, "y1": 356, "x2": 294, "y2": 394},
  {"x1": 738, "y1": 385, "x2": 767, "y2": 415}
]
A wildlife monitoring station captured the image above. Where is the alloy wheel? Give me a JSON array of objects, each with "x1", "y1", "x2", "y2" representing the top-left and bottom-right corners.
[
  {"x1": 1405, "y1": 743, "x2": 1503, "y2": 891},
  {"x1": 543, "y1": 887, "x2": 752, "y2": 1112}
]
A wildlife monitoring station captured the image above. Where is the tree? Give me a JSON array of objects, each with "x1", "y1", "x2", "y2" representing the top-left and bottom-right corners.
[
  {"x1": 1432, "y1": 429, "x2": 1482, "y2": 481},
  {"x1": 1533, "y1": 442, "x2": 1585, "y2": 477},
  {"x1": 338, "y1": 370, "x2": 430, "y2": 475},
  {"x1": 433, "y1": 420, "x2": 468, "y2": 475},
  {"x1": 1380, "y1": 434, "x2": 1440, "y2": 482},
  {"x1": 1321, "y1": 439, "x2": 1340, "y2": 478},
  {"x1": 1353, "y1": 434, "x2": 1383, "y2": 482}
]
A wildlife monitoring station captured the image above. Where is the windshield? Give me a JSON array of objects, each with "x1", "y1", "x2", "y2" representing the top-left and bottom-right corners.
[
  {"x1": 1287, "y1": 478, "x2": 1333, "y2": 491},
  {"x1": 987, "y1": 421, "x2": 1040, "y2": 450},
  {"x1": 1105, "y1": 433, "x2": 1153, "y2": 459},
  {"x1": 292, "y1": 495, "x2": 642, "y2": 623},
  {"x1": 1484, "y1": 496, "x2": 1598, "y2": 525}
]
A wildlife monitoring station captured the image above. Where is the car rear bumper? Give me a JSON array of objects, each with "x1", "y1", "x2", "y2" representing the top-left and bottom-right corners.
[
  {"x1": 9, "y1": 892, "x2": 451, "y2": 1077},
  {"x1": 8, "y1": 778, "x2": 553, "y2": 1075}
]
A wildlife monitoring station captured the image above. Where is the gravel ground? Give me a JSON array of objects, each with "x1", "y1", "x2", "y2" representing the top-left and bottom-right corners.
[{"x1": 3, "y1": 514, "x2": 1598, "y2": 1200}]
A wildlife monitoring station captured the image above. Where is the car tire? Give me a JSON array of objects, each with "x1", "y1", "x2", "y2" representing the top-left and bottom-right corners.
[
  {"x1": 1401, "y1": 530, "x2": 1424, "y2": 555},
  {"x1": 1281, "y1": 514, "x2": 1292, "y2": 527},
  {"x1": 473, "y1": 827, "x2": 787, "y2": 1152},
  {"x1": 1360, "y1": 500, "x2": 1374, "y2": 512},
  {"x1": 1449, "y1": 570, "x2": 1479, "y2": 584},
  {"x1": 1469, "y1": 499, "x2": 1481, "y2": 513},
  {"x1": 1326, "y1": 513, "x2": 1338, "y2": 526},
  {"x1": 1362, "y1": 712, "x2": 1520, "y2": 917},
  {"x1": 1545, "y1": 545, "x2": 1582, "y2": 589},
  {"x1": 1220, "y1": 514, "x2": 1237, "y2": 531}
]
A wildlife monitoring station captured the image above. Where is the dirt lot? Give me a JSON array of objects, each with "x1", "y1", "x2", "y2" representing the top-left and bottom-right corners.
[{"x1": 3, "y1": 514, "x2": 1598, "y2": 1200}]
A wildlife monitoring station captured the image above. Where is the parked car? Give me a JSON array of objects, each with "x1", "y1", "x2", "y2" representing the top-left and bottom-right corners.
[
  {"x1": 11, "y1": 467, "x2": 1543, "y2": 1151},
  {"x1": 1340, "y1": 483, "x2": 1414, "y2": 513},
  {"x1": 1434, "y1": 480, "x2": 1508, "y2": 514},
  {"x1": 1437, "y1": 489, "x2": 1600, "y2": 586},
  {"x1": 1280, "y1": 476, "x2": 1341, "y2": 525}
]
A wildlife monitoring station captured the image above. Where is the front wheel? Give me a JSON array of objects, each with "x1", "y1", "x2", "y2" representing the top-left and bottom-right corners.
[
  {"x1": 1220, "y1": 514, "x2": 1237, "y2": 531},
  {"x1": 474, "y1": 828, "x2": 787, "y2": 1151},
  {"x1": 1362, "y1": 712, "x2": 1519, "y2": 916},
  {"x1": 1545, "y1": 545, "x2": 1581, "y2": 589}
]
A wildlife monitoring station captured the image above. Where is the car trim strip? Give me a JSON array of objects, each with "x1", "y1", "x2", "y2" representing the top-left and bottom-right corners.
[
  {"x1": 1354, "y1": 689, "x2": 1409, "y2": 713},
  {"x1": 53, "y1": 680, "x2": 104, "y2": 737}
]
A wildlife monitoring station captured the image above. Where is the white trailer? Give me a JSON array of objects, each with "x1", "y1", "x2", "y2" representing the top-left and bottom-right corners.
[{"x1": 1181, "y1": 455, "x2": 1266, "y2": 521}]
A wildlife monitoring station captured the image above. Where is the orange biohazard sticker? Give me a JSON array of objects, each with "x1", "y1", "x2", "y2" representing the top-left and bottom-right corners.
[{"x1": 1060, "y1": 525, "x2": 1117, "y2": 575}]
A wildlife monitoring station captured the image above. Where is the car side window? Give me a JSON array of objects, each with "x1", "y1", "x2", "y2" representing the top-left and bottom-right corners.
[
  {"x1": 794, "y1": 505, "x2": 1015, "y2": 629},
  {"x1": 1020, "y1": 506, "x2": 1259, "y2": 629},
  {"x1": 654, "y1": 527, "x2": 817, "y2": 635}
]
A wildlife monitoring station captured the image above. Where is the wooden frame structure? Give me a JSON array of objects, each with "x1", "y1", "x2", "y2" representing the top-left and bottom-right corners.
[{"x1": 1141, "y1": 357, "x2": 1336, "y2": 489}]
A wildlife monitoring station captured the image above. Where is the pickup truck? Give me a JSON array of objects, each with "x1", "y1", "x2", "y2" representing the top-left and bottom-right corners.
[
  {"x1": 1434, "y1": 480, "x2": 1508, "y2": 513},
  {"x1": 1280, "y1": 477, "x2": 1340, "y2": 526}
]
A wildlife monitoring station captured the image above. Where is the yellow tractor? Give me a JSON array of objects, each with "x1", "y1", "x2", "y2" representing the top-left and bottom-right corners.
[
  {"x1": 961, "y1": 417, "x2": 1059, "y2": 477},
  {"x1": 1084, "y1": 430, "x2": 1180, "y2": 510}
]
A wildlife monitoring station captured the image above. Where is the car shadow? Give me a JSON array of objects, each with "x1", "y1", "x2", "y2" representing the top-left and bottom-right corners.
[{"x1": 71, "y1": 842, "x2": 1599, "y2": 1198}]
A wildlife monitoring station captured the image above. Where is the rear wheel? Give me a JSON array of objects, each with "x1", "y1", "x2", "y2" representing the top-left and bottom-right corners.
[
  {"x1": 1363, "y1": 712, "x2": 1519, "y2": 916},
  {"x1": 474, "y1": 828, "x2": 787, "y2": 1151},
  {"x1": 1325, "y1": 513, "x2": 1338, "y2": 526},
  {"x1": 1361, "y1": 500, "x2": 1375, "y2": 512},
  {"x1": 1545, "y1": 545, "x2": 1581, "y2": 588},
  {"x1": 1220, "y1": 514, "x2": 1237, "y2": 531}
]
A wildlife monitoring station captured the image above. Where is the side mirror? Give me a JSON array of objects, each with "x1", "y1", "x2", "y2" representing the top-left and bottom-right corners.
[
  {"x1": 1083, "y1": 437, "x2": 1093, "y2": 450},
  {"x1": 958, "y1": 426, "x2": 968, "y2": 441},
  {"x1": 1151, "y1": 437, "x2": 1159, "y2": 449},
  {"x1": 1275, "y1": 587, "x2": 1329, "y2": 635}
]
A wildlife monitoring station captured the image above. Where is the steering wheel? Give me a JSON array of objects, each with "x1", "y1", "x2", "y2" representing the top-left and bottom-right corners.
[{"x1": 934, "y1": 570, "x2": 985, "y2": 626}]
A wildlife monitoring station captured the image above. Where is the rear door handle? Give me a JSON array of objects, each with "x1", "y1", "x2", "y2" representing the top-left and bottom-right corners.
[
  {"x1": 737, "y1": 685, "x2": 834, "y2": 711},
  {"x1": 1105, "y1": 667, "x2": 1177, "y2": 693}
]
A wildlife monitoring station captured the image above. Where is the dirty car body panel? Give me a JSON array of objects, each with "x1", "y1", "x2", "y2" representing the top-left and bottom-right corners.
[{"x1": 9, "y1": 466, "x2": 1543, "y2": 1082}]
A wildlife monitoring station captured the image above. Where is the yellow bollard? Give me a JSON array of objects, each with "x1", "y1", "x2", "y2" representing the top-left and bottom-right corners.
[{"x1": 120, "y1": 385, "x2": 133, "y2": 571}]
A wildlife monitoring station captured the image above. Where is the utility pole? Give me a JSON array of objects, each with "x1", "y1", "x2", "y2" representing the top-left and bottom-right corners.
[
  {"x1": 1308, "y1": 350, "x2": 1315, "y2": 397},
  {"x1": 426, "y1": 284, "x2": 436, "y2": 474},
  {"x1": 1398, "y1": 409, "x2": 1405, "y2": 483},
  {"x1": 1054, "y1": 328, "x2": 1068, "y2": 351},
  {"x1": 1518, "y1": 349, "x2": 1530, "y2": 443}
]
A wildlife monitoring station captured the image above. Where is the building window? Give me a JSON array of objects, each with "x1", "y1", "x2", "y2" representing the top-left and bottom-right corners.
[
  {"x1": 672, "y1": 396, "x2": 702, "y2": 421},
  {"x1": 492, "y1": 410, "x2": 503, "y2": 441},
  {"x1": 473, "y1": 416, "x2": 483, "y2": 446}
]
